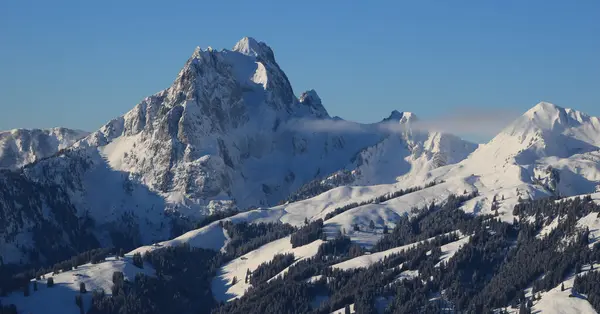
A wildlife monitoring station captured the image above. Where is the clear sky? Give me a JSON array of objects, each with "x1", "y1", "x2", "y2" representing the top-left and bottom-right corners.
[{"x1": 1, "y1": 0, "x2": 598, "y2": 141}]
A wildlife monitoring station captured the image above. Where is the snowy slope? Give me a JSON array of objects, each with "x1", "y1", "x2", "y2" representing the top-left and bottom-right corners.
[
  {"x1": 331, "y1": 232, "x2": 464, "y2": 271},
  {"x1": 321, "y1": 181, "x2": 475, "y2": 246},
  {"x1": 433, "y1": 235, "x2": 471, "y2": 267},
  {"x1": 499, "y1": 263, "x2": 599, "y2": 314},
  {"x1": 0, "y1": 255, "x2": 155, "y2": 314},
  {"x1": 211, "y1": 236, "x2": 324, "y2": 302},
  {"x1": 577, "y1": 212, "x2": 600, "y2": 248},
  {"x1": 0, "y1": 127, "x2": 88, "y2": 169}
]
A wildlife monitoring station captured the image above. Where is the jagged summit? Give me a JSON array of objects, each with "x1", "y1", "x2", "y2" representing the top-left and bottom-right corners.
[
  {"x1": 299, "y1": 89, "x2": 321, "y2": 106},
  {"x1": 232, "y1": 37, "x2": 275, "y2": 61},
  {"x1": 381, "y1": 110, "x2": 417, "y2": 124},
  {"x1": 298, "y1": 89, "x2": 328, "y2": 118}
]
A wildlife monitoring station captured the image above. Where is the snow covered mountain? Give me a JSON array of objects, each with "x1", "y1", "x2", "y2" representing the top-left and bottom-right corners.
[
  {"x1": 23, "y1": 37, "x2": 475, "y2": 220},
  {"x1": 63, "y1": 36, "x2": 384, "y2": 216},
  {"x1": 0, "y1": 37, "x2": 475, "y2": 265},
  {"x1": 0, "y1": 127, "x2": 88, "y2": 170},
  {"x1": 416, "y1": 102, "x2": 600, "y2": 220},
  {"x1": 350, "y1": 113, "x2": 477, "y2": 186}
]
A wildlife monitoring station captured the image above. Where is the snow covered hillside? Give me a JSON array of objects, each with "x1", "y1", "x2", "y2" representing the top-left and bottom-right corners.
[
  {"x1": 0, "y1": 127, "x2": 88, "y2": 170},
  {"x1": 1, "y1": 254, "x2": 155, "y2": 314}
]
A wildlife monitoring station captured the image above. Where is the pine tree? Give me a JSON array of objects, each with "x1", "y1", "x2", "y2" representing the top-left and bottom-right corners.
[
  {"x1": 353, "y1": 223, "x2": 360, "y2": 232},
  {"x1": 75, "y1": 294, "x2": 84, "y2": 314},
  {"x1": 231, "y1": 276, "x2": 238, "y2": 285},
  {"x1": 519, "y1": 302, "x2": 529, "y2": 314},
  {"x1": 47, "y1": 277, "x2": 54, "y2": 288},
  {"x1": 112, "y1": 271, "x2": 124, "y2": 284},
  {"x1": 369, "y1": 220, "x2": 375, "y2": 230},
  {"x1": 561, "y1": 282, "x2": 565, "y2": 291},
  {"x1": 132, "y1": 252, "x2": 143, "y2": 269},
  {"x1": 344, "y1": 304, "x2": 351, "y2": 314},
  {"x1": 33, "y1": 281, "x2": 38, "y2": 291},
  {"x1": 383, "y1": 225, "x2": 389, "y2": 234},
  {"x1": 245, "y1": 268, "x2": 251, "y2": 284},
  {"x1": 80, "y1": 282, "x2": 86, "y2": 293}
]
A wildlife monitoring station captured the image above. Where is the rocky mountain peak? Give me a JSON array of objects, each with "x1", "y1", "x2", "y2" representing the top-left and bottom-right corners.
[
  {"x1": 381, "y1": 110, "x2": 418, "y2": 124},
  {"x1": 232, "y1": 37, "x2": 275, "y2": 61},
  {"x1": 299, "y1": 89, "x2": 328, "y2": 118}
]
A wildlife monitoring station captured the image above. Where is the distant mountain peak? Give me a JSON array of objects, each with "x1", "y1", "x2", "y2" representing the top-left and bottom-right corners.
[
  {"x1": 299, "y1": 89, "x2": 321, "y2": 106},
  {"x1": 510, "y1": 101, "x2": 594, "y2": 135},
  {"x1": 382, "y1": 110, "x2": 417, "y2": 124},
  {"x1": 299, "y1": 89, "x2": 328, "y2": 118},
  {"x1": 232, "y1": 37, "x2": 275, "y2": 61},
  {"x1": 0, "y1": 127, "x2": 89, "y2": 169},
  {"x1": 530, "y1": 101, "x2": 561, "y2": 112},
  {"x1": 523, "y1": 101, "x2": 564, "y2": 120}
]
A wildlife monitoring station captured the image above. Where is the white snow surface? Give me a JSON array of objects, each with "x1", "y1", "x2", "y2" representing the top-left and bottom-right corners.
[
  {"x1": 434, "y1": 235, "x2": 471, "y2": 267},
  {"x1": 211, "y1": 236, "x2": 324, "y2": 302},
  {"x1": 0, "y1": 256, "x2": 155, "y2": 314},
  {"x1": 577, "y1": 212, "x2": 600, "y2": 247},
  {"x1": 331, "y1": 303, "x2": 355, "y2": 314},
  {"x1": 331, "y1": 232, "x2": 464, "y2": 271},
  {"x1": 499, "y1": 263, "x2": 599, "y2": 314}
]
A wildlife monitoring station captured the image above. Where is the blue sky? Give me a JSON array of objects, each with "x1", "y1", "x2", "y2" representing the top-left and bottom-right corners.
[{"x1": 1, "y1": 0, "x2": 598, "y2": 141}]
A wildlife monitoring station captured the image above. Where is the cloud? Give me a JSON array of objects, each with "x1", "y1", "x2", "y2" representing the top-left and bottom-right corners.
[
  {"x1": 289, "y1": 118, "x2": 373, "y2": 134},
  {"x1": 408, "y1": 107, "x2": 522, "y2": 141},
  {"x1": 289, "y1": 107, "x2": 522, "y2": 143}
]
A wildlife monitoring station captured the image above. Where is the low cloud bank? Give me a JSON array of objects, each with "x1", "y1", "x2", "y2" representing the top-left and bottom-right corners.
[{"x1": 290, "y1": 107, "x2": 521, "y2": 143}]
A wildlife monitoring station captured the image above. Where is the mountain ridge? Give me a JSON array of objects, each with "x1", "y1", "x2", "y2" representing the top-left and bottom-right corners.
[{"x1": 0, "y1": 127, "x2": 89, "y2": 170}]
